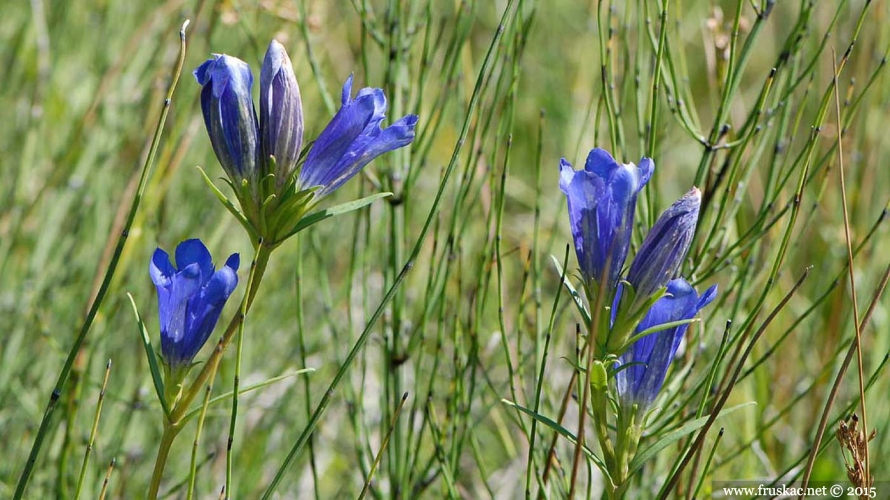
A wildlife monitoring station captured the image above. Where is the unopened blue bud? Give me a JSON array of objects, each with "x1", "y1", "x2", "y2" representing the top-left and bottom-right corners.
[{"x1": 626, "y1": 187, "x2": 701, "y2": 301}]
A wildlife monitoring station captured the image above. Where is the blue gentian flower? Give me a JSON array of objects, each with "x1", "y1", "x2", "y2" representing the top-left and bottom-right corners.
[
  {"x1": 616, "y1": 278, "x2": 717, "y2": 412},
  {"x1": 149, "y1": 239, "x2": 240, "y2": 368},
  {"x1": 298, "y1": 75, "x2": 418, "y2": 199},
  {"x1": 194, "y1": 53, "x2": 259, "y2": 185},
  {"x1": 559, "y1": 148, "x2": 653, "y2": 289},
  {"x1": 626, "y1": 187, "x2": 701, "y2": 302}
]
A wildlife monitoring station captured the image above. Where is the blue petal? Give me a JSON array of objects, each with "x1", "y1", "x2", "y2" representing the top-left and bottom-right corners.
[
  {"x1": 174, "y1": 239, "x2": 213, "y2": 284},
  {"x1": 584, "y1": 147, "x2": 620, "y2": 178},
  {"x1": 698, "y1": 284, "x2": 718, "y2": 310},
  {"x1": 179, "y1": 254, "x2": 240, "y2": 363},
  {"x1": 149, "y1": 248, "x2": 175, "y2": 288},
  {"x1": 638, "y1": 157, "x2": 654, "y2": 187},
  {"x1": 558, "y1": 158, "x2": 575, "y2": 192},
  {"x1": 224, "y1": 253, "x2": 241, "y2": 272},
  {"x1": 560, "y1": 168, "x2": 600, "y2": 281},
  {"x1": 159, "y1": 262, "x2": 203, "y2": 365},
  {"x1": 340, "y1": 74, "x2": 354, "y2": 105}
]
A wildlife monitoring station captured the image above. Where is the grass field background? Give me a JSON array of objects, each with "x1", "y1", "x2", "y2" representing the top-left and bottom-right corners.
[{"x1": 2, "y1": 0, "x2": 890, "y2": 498}]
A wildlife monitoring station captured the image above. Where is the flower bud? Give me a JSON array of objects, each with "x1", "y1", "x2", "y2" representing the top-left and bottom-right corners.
[
  {"x1": 194, "y1": 55, "x2": 259, "y2": 184},
  {"x1": 626, "y1": 187, "x2": 700, "y2": 301},
  {"x1": 260, "y1": 40, "x2": 303, "y2": 185},
  {"x1": 616, "y1": 278, "x2": 717, "y2": 411}
]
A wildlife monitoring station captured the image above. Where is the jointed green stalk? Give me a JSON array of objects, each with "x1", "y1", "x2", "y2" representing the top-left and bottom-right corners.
[
  {"x1": 187, "y1": 380, "x2": 215, "y2": 500},
  {"x1": 259, "y1": 1, "x2": 519, "y2": 496},
  {"x1": 224, "y1": 245, "x2": 253, "y2": 498},
  {"x1": 12, "y1": 20, "x2": 190, "y2": 500}
]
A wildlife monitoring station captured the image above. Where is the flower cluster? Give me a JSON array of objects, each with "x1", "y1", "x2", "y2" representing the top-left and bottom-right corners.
[
  {"x1": 560, "y1": 148, "x2": 716, "y2": 411},
  {"x1": 148, "y1": 40, "x2": 419, "y2": 385},
  {"x1": 194, "y1": 40, "x2": 418, "y2": 243}
]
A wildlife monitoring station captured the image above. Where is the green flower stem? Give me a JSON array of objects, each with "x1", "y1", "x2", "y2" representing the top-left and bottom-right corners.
[
  {"x1": 146, "y1": 422, "x2": 181, "y2": 500},
  {"x1": 611, "y1": 405, "x2": 641, "y2": 498},
  {"x1": 590, "y1": 364, "x2": 616, "y2": 474}
]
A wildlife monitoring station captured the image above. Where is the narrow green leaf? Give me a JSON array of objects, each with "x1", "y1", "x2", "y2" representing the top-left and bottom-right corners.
[
  {"x1": 629, "y1": 402, "x2": 755, "y2": 475},
  {"x1": 127, "y1": 293, "x2": 170, "y2": 417},
  {"x1": 550, "y1": 255, "x2": 591, "y2": 328},
  {"x1": 195, "y1": 166, "x2": 258, "y2": 241},
  {"x1": 281, "y1": 192, "x2": 392, "y2": 240},
  {"x1": 621, "y1": 318, "x2": 700, "y2": 350},
  {"x1": 501, "y1": 399, "x2": 611, "y2": 482},
  {"x1": 180, "y1": 368, "x2": 314, "y2": 424}
]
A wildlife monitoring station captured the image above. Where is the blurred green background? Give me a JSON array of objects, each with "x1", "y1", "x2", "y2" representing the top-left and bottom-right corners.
[{"x1": 2, "y1": 0, "x2": 889, "y2": 498}]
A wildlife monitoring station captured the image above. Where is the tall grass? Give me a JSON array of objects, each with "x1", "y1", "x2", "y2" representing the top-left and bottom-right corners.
[{"x1": 2, "y1": 0, "x2": 889, "y2": 498}]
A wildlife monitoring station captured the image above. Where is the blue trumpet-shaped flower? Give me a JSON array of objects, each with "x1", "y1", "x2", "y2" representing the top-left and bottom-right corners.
[
  {"x1": 559, "y1": 148, "x2": 653, "y2": 289},
  {"x1": 149, "y1": 239, "x2": 240, "y2": 368},
  {"x1": 626, "y1": 187, "x2": 701, "y2": 302},
  {"x1": 299, "y1": 75, "x2": 418, "y2": 199},
  {"x1": 616, "y1": 278, "x2": 717, "y2": 412}
]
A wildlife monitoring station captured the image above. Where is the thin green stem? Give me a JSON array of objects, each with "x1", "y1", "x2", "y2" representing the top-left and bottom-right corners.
[
  {"x1": 645, "y1": 0, "x2": 667, "y2": 157},
  {"x1": 187, "y1": 382, "x2": 215, "y2": 500},
  {"x1": 147, "y1": 423, "x2": 181, "y2": 499},
  {"x1": 224, "y1": 237, "x2": 259, "y2": 499},
  {"x1": 73, "y1": 360, "x2": 111, "y2": 500}
]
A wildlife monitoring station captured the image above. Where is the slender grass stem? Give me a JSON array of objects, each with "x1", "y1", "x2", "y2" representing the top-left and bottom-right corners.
[
  {"x1": 187, "y1": 381, "x2": 214, "y2": 500},
  {"x1": 359, "y1": 392, "x2": 409, "y2": 500},
  {"x1": 259, "y1": 2, "x2": 519, "y2": 496},
  {"x1": 830, "y1": 49, "x2": 869, "y2": 486},
  {"x1": 224, "y1": 234, "x2": 261, "y2": 499},
  {"x1": 72, "y1": 359, "x2": 111, "y2": 500},
  {"x1": 11, "y1": 21, "x2": 190, "y2": 500}
]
